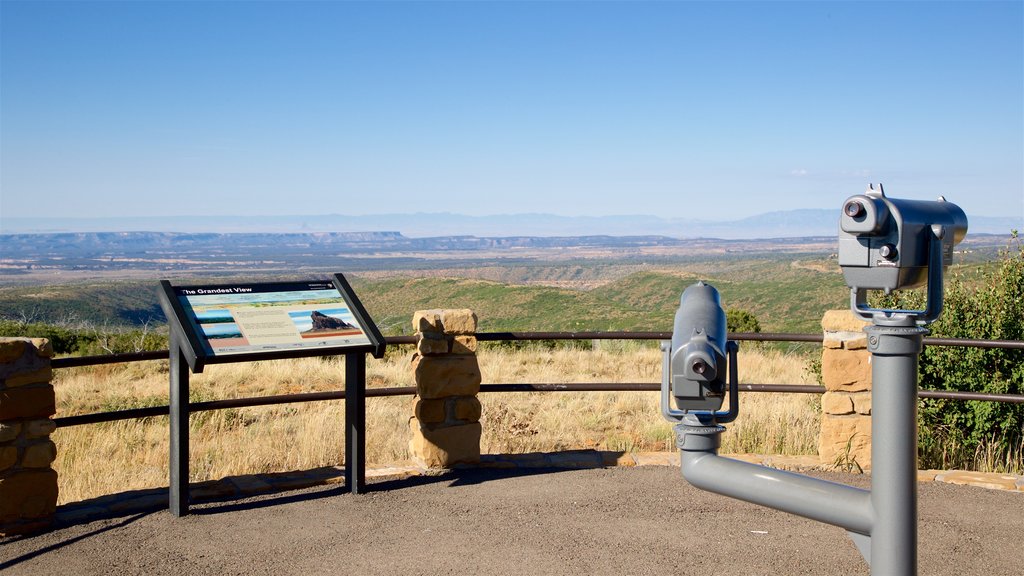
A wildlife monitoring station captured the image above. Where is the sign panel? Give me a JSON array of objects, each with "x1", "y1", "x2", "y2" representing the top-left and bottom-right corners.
[
  {"x1": 159, "y1": 274, "x2": 379, "y2": 514},
  {"x1": 172, "y1": 280, "x2": 372, "y2": 356}
]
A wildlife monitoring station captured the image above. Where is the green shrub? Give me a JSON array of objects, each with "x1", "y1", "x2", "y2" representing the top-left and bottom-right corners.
[
  {"x1": 0, "y1": 320, "x2": 168, "y2": 356},
  {"x1": 479, "y1": 338, "x2": 594, "y2": 353},
  {"x1": 0, "y1": 320, "x2": 94, "y2": 354},
  {"x1": 878, "y1": 233, "x2": 1023, "y2": 472},
  {"x1": 727, "y1": 308, "x2": 762, "y2": 334},
  {"x1": 73, "y1": 328, "x2": 168, "y2": 356}
]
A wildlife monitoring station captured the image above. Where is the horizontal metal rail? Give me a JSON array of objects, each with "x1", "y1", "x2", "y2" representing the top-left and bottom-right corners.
[
  {"x1": 53, "y1": 350, "x2": 167, "y2": 368},
  {"x1": 51, "y1": 381, "x2": 1024, "y2": 429},
  {"x1": 918, "y1": 390, "x2": 1024, "y2": 403},
  {"x1": 53, "y1": 387, "x2": 415, "y2": 428},
  {"x1": 41, "y1": 330, "x2": 1024, "y2": 429},
  {"x1": 53, "y1": 383, "x2": 818, "y2": 428},
  {"x1": 917, "y1": 337, "x2": 1024, "y2": 350},
  {"x1": 48, "y1": 331, "x2": 1023, "y2": 369}
]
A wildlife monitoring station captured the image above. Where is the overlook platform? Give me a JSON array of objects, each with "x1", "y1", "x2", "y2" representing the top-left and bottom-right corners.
[{"x1": 2, "y1": 455, "x2": 1021, "y2": 575}]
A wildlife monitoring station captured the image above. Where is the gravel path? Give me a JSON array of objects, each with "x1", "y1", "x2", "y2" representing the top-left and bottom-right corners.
[{"x1": 2, "y1": 466, "x2": 1021, "y2": 575}]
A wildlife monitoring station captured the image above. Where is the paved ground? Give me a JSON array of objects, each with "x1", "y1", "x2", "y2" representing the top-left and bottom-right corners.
[{"x1": 2, "y1": 465, "x2": 1021, "y2": 576}]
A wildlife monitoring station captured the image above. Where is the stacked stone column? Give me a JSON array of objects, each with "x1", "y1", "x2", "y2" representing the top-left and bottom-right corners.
[
  {"x1": 818, "y1": 310, "x2": 873, "y2": 470},
  {"x1": 409, "y1": 309, "x2": 482, "y2": 468},
  {"x1": 0, "y1": 338, "x2": 58, "y2": 535}
]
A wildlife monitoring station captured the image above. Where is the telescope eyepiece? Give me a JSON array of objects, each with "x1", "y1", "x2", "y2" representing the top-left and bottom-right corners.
[{"x1": 692, "y1": 359, "x2": 709, "y2": 375}]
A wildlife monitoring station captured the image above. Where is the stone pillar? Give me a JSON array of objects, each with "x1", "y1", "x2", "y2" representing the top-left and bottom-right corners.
[
  {"x1": 819, "y1": 310, "x2": 873, "y2": 470},
  {"x1": 0, "y1": 338, "x2": 58, "y2": 535},
  {"x1": 409, "y1": 309, "x2": 482, "y2": 468}
]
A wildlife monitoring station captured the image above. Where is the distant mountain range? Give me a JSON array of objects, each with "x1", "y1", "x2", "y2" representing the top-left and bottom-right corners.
[{"x1": 2, "y1": 209, "x2": 1020, "y2": 239}]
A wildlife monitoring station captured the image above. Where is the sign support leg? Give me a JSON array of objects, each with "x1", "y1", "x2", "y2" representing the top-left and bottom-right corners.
[
  {"x1": 169, "y1": 338, "x2": 191, "y2": 517},
  {"x1": 345, "y1": 353, "x2": 366, "y2": 494}
]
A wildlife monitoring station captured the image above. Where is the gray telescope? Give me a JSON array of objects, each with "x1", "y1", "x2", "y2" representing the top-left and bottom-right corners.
[
  {"x1": 662, "y1": 281, "x2": 737, "y2": 418},
  {"x1": 839, "y1": 183, "x2": 967, "y2": 324},
  {"x1": 663, "y1": 185, "x2": 968, "y2": 575}
]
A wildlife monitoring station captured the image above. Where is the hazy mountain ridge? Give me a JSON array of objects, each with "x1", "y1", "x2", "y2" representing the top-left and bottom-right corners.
[
  {"x1": 4, "y1": 209, "x2": 1020, "y2": 238},
  {"x1": 0, "y1": 231, "x2": 702, "y2": 260}
]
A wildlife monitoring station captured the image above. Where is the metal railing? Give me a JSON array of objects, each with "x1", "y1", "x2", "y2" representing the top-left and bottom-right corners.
[{"x1": 49, "y1": 331, "x2": 1024, "y2": 429}]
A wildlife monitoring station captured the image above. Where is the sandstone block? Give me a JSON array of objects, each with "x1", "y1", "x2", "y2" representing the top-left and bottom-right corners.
[
  {"x1": 413, "y1": 310, "x2": 443, "y2": 333},
  {"x1": 821, "y1": 310, "x2": 871, "y2": 333},
  {"x1": 439, "y1": 309, "x2": 477, "y2": 335},
  {"x1": 0, "y1": 386, "x2": 56, "y2": 420},
  {"x1": 0, "y1": 422, "x2": 20, "y2": 442},
  {"x1": 30, "y1": 339, "x2": 53, "y2": 358},
  {"x1": 821, "y1": 348, "x2": 871, "y2": 392},
  {"x1": 823, "y1": 336, "x2": 845, "y2": 349},
  {"x1": 0, "y1": 446, "x2": 17, "y2": 470},
  {"x1": 823, "y1": 334, "x2": 868, "y2": 350},
  {"x1": 936, "y1": 471, "x2": 1019, "y2": 491},
  {"x1": 0, "y1": 340, "x2": 26, "y2": 364},
  {"x1": 25, "y1": 419, "x2": 56, "y2": 438},
  {"x1": 852, "y1": 393, "x2": 872, "y2": 415},
  {"x1": 4, "y1": 367, "x2": 54, "y2": 388},
  {"x1": 0, "y1": 469, "x2": 58, "y2": 525},
  {"x1": 819, "y1": 414, "x2": 872, "y2": 469},
  {"x1": 22, "y1": 440, "x2": 57, "y2": 468},
  {"x1": 414, "y1": 398, "x2": 447, "y2": 424},
  {"x1": 416, "y1": 333, "x2": 450, "y2": 356},
  {"x1": 822, "y1": 393, "x2": 854, "y2": 415},
  {"x1": 413, "y1": 355, "x2": 481, "y2": 399},
  {"x1": 451, "y1": 335, "x2": 478, "y2": 354},
  {"x1": 844, "y1": 336, "x2": 868, "y2": 351},
  {"x1": 412, "y1": 309, "x2": 477, "y2": 335},
  {"x1": 453, "y1": 396, "x2": 481, "y2": 422},
  {"x1": 409, "y1": 421, "x2": 481, "y2": 468}
]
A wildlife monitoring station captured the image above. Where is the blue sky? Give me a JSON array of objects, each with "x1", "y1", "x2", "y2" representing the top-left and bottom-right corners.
[{"x1": 1, "y1": 1, "x2": 1021, "y2": 224}]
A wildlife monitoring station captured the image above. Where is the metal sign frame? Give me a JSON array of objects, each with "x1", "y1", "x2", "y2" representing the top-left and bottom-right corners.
[{"x1": 158, "y1": 273, "x2": 385, "y2": 516}]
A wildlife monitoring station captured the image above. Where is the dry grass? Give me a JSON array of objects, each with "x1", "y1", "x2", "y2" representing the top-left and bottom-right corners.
[{"x1": 51, "y1": 344, "x2": 820, "y2": 504}]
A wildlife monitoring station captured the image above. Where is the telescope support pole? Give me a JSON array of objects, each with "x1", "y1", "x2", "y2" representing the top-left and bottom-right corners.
[
  {"x1": 676, "y1": 414, "x2": 873, "y2": 536},
  {"x1": 867, "y1": 323, "x2": 925, "y2": 576}
]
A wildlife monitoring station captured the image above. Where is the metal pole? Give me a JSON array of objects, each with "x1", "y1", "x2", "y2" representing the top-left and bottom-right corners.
[
  {"x1": 680, "y1": 448, "x2": 873, "y2": 535},
  {"x1": 169, "y1": 338, "x2": 190, "y2": 517},
  {"x1": 345, "y1": 353, "x2": 366, "y2": 494},
  {"x1": 867, "y1": 323, "x2": 925, "y2": 575}
]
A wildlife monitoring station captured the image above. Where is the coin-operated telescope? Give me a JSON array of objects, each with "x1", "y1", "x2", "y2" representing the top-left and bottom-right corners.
[
  {"x1": 662, "y1": 186, "x2": 968, "y2": 576},
  {"x1": 661, "y1": 281, "x2": 738, "y2": 423},
  {"x1": 838, "y1": 183, "x2": 967, "y2": 324}
]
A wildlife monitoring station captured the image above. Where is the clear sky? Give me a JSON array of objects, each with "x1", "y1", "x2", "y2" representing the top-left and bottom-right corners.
[{"x1": 1, "y1": 1, "x2": 1021, "y2": 223}]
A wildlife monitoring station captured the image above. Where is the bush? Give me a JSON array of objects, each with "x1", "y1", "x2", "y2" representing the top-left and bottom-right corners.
[
  {"x1": 727, "y1": 308, "x2": 762, "y2": 334},
  {"x1": 479, "y1": 338, "x2": 593, "y2": 353},
  {"x1": 0, "y1": 320, "x2": 93, "y2": 354},
  {"x1": 73, "y1": 326, "x2": 168, "y2": 356},
  {"x1": 0, "y1": 320, "x2": 168, "y2": 356},
  {"x1": 878, "y1": 233, "x2": 1023, "y2": 471}
]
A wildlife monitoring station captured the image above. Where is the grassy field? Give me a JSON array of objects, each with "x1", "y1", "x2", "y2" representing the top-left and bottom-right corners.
[
  {"x1": 10, "y1": 246, "x2": 1018, "y2": 504},
  {"x1": 51, "y1": 344, "x2": 821, "y2": 504},
  {"x1": 0, "y1": 257, "x2": 851, "y2": 336}
]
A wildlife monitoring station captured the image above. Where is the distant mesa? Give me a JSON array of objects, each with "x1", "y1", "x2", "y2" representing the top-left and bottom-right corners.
[{"x1": 306, "y1": 311, "x2": 356, "y2": 333}]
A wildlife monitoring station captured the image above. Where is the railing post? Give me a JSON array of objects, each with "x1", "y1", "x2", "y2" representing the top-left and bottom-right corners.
[
  {"x1": 168, "y1": 338, "x2": 190, "y2": 517},
  {"x1": 0, "y1": 338, "x2": 58, "y2": 535},
  {"x1": 409, "y1": 309, "x2": 482, "y2": 468},
  {"x1": 345, "y1": 353, "x2": 366, "y2": 493},
  {"x1": 819, "y1": 310, "x2": 873, "y2": 469}
]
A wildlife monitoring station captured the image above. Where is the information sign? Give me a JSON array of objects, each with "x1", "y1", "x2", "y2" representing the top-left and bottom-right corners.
[
  {"x1": 157, "y1": 273, "x2": 383, "y2": 514},
  {"x1": 159, "y1": 274, "x2": 384, "y2": 371}
]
